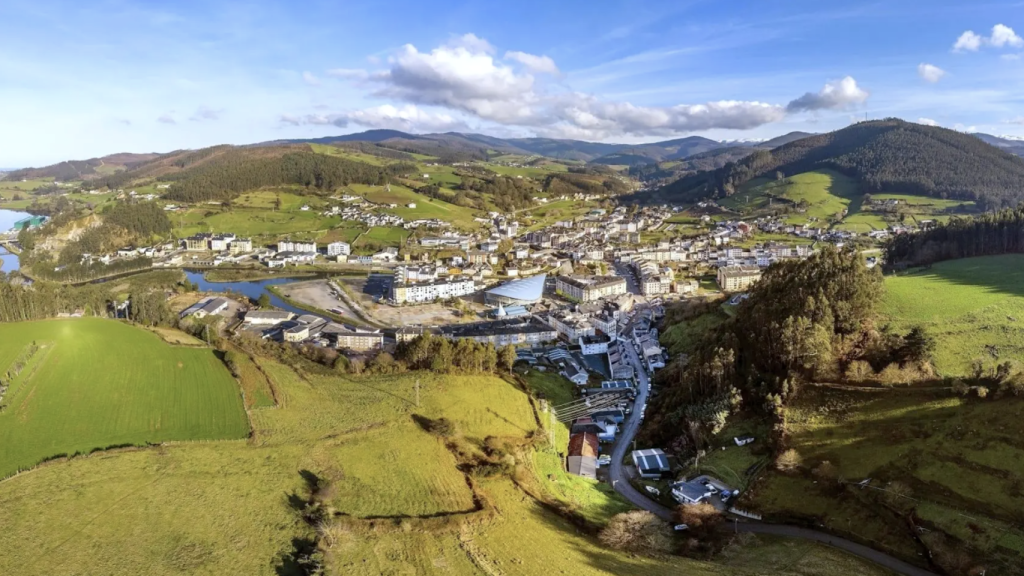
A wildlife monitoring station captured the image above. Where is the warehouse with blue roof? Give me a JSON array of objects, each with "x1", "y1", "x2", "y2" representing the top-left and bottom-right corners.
[{"x1": 484, "y1": 273, "x2": 546, "y2": 306}]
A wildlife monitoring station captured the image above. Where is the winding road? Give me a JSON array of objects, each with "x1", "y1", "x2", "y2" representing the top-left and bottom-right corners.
[{"x1": 606, "y1": 327, "x2": 938, "y2": 576}]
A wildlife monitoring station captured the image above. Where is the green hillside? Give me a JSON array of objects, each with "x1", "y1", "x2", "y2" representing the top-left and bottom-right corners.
[
  {"x1": 717, "y1": 169, "x2": 974, "y2": 232},
  {"x1": 0, "y1": 350, "x2": 887, "y2": 576},
  {"x1": 662, "y1": 119, "x2": 1024, "y2": 210},
  {"x1": 881, "y1": 254, "x2": 1024, "y2": 376}
]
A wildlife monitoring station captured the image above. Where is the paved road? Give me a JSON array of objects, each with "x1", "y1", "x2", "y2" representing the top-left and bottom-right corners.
[
  {"x1": 608, "y1": 339, "x2": 675, "y2": 520},
  {"x1": 606, "y1": 330, "x2": 939, "y2": 576}
]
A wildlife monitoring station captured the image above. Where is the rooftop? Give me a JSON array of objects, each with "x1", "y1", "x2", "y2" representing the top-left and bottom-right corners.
[{"x1": 485, "y1": 273, "x2": 547, "y2": 302}]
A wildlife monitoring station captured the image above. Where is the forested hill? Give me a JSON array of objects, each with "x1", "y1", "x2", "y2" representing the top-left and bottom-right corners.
[
  {"x1": 658, "y1": 119, "x2": 1024, "y2": 210},
  {"x1": 885, "y1": 206, "x2": 1024, "y2": 267}
]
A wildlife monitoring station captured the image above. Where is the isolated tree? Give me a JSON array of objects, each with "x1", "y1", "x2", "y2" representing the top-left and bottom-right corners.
[
  {"x1": 257, "y1": 293, "x2": 272, "y2": 308},
  {"x1": 499, "y1": 345, "x2": 517, "y2": 374},
  {"x1": 776, "y1": 449, "x2": 802, "y2": 472}
]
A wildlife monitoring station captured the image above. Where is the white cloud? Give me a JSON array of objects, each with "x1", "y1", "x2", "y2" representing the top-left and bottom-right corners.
[
  {"x1": 786, "y1": 76, "x2": 869, "y2": 112},
  {"x1": 369, "y1": 37, "x2": 540, "y2": 124},
  {"x1": 283, "y1": 104, "x2": 468, "y2": 132},
  {"x1": 989, "y1": 24, "x2": 1024, "y2": 48},
  {"x1": 1002, "y1": 53, "x2": 1022, "y2": 61},
  {"x1": 335, "y1": 104, "x2": 468, "y2": 131},
  {"x1": 953, "y1": 25, "x2": 1023, "y2": 52},
  {"x1": 953, "y1": 30, "x2": 983, "y2": 52},
  {"x1": 953, "y1": 123, "x2": 978, "y2": 132},
  {"x1": 189, "y1": 106, "x2": 224, "y2": 122},
  {"x1": 504, "y1": 51, "x2": 560, "y2": 75},
  {"x1": 447, "y1": 33, "x2": 495, "y2": 54},
  {"x1": 303, "y1": 71, "x2": 321, "y2": 86},
  {"x1": 317, "y1": 36, "x2": 871, "y2": 138},
  {"x1": 326, "y1": 68, "x2": 369, "y2": 80},
  {"x1": 547, "y1": 96, "x2": 786, "y2": 139},
  {"x1": 917, "y1": 117, "x2": 940, "y2": 126},
  {"x1": 1004, "y1": 117, "x2": 1024, "y2": 125},
  {"x1": 157, "y1": 113, "x2": 176, "y2": 125},
  {"x1": 917, "y1": 63, "x2": 946, "y2": 83}
]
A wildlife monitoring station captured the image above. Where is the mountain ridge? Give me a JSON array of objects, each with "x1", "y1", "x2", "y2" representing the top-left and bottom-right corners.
[{"x1": 653, "y1": 119, "x2": 1024, "y2": 210}]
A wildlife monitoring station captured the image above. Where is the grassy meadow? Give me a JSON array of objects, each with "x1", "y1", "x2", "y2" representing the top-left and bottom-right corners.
[
  {"x1": 880, "y1": 254, "x2": 1024, "y2": 376},
  {"x1": 0, "y1": 337, "x2": 891, "y2": 576},
  {"x1": 0, "y1": 319, "x2": 249, "y2": 478},
  {"x1": 718, "y1": 170, "x2": 976, "y2": 234},
  {"x1": 749, "y1": 384, "x2": 1024, "y2": 571}
]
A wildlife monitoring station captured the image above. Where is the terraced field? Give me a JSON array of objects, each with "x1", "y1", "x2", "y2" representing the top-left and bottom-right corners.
[{"x1": 0, "y1": 319, "x2": 249, "y2": 478}]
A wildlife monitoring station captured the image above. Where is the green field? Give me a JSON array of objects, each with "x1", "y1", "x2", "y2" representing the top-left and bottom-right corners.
[
  {"x1": 0, "y1": 337, "x2": 891, "y2": 575},
  {"x1": 750, "y1": 384, "x2": 1024, "y2": 570},
  {"x1": 347, "y1": 183, "x2": 482, "y2": 228},
  {"x1": 0, "y1": 319, "x2": 249, "y2": 478},
  {"x1": 352, "y1": 225, "x2": 411, "y2": 251},
  {"x1": 881, "y1": 255, "x2": 1024, "y2": 376},
  {"x1": 173, "y1": 205, "x2": 341, "y2": 240},
  {"x1": 719, "y1": 170, "x2": 975, "y2": 234}
]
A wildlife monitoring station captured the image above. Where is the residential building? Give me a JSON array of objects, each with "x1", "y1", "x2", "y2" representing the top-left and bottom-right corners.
[
  {"x1": 555, "y1": 275, "x2": 627, "y2": 302},
  {"x1": 546, "y1": 311, "x2": 596, "y2": 341},
  {"x1": 326, "y1": 242, "x2": 351, "y2": 257},
  {"x1": 229, "y1": 238, "x2": 253, "y2": 253},
  {"x1": 439, "y1": 316, "x2": 557, "y2": 346},
  {"x1": 717, "y1": 265, "x2": 762, "y2": 292},
  {"x1": 184, "y1": 233, "x2": 212, "y2": 251},
  {"x1": 579, "y1": 334, "x2": 611, "y2": 355},
  {"x1": 391, "y1": 276, "x2": 476, "y2": 304},
  {"x1": 327, "y1": 324, "x2": 384, "y2": 350}
]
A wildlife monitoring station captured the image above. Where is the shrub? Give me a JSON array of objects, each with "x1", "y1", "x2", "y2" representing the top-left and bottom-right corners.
[
  {"x1": 844, "y1": 360, "x2": 873, "y2": 382},
  {"x1": 776, "y1": 449, "x2": 802, "y2": 472},
  {"x1": 599, "y1": 511, "x2": 673, "y2": 555},
  {"x1": 413, "y1": 415, "x2": 457, "y2": 438}
]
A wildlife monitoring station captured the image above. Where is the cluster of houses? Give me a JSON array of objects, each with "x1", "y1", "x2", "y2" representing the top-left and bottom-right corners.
[{"x1": 321, "y1": 192, "x2": 451, "y2": 230}]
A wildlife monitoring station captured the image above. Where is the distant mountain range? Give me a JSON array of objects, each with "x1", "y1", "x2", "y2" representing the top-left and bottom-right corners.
[
  {"x1": 652, "y1": 119, "x2": 1024, "y2": 210},
  {"x1": 11, "y1": 125, "x2": 1024, "y2": 186},
  {"x1": 264, "y1": 129, "x2": 819, "y2": 166}
]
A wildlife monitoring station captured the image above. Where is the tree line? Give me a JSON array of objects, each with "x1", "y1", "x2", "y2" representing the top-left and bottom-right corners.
[
  {"x1": 0, "y1": 279, "x2": 114, "y2": 322},
  {"x1": 641, "y1": 247, "x2": 908, "y2": 454},
  {"x1": 662, "y1": 119, "x2": 1024, "y2": 210},
  {"x1": 393, "y1": 333, "x2": 518, "y2": 374},
  {"x1": 885, "y1": 206, "x2": 1024, "y2": 267},
  {"x1": 456, "y1": 175, "x2": 537, "y2": 212},
  {"x1": 544, "y1": 172, "x2": 630, "y2": 197},
  {"x1": 162, "y1": 151, "x2": 417, "y2": 203}
]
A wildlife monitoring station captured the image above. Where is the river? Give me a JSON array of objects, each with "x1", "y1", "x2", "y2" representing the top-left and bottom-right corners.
[
  {"x1": 0, "y1": 208, "x2": 31, "y2": 273},
  {"x1": 183, "y1": 270, "x2": 329, "y2": 320}
]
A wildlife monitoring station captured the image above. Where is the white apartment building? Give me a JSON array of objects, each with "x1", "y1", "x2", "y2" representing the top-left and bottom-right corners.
[
  {"x1": 391, "y1": 277, "x2": 476, "y2": 304},
  {"x1": 326, "y1": 242, "x2": 351, "y2": 257}
]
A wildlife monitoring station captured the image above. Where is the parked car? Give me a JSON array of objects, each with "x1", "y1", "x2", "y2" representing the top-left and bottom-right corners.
[
  {"x1": 644, "y1": 485, "x2": 660, "y2": 496},
  {"x1": 673, "y1": 524, "x2": 689, "y2": 531},
  {"x1": 597, "y1": 454, "x2": 612, "y2": 466}
]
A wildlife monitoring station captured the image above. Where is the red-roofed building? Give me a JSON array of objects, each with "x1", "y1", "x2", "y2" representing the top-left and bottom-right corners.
[{"x1": 566, "y1": 432, "x2": 599, "y2": 479}]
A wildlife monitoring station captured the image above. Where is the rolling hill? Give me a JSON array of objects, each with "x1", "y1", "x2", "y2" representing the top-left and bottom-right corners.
[{"x1": 657, "y1": 119, "x2": 1024, "y2": 210}]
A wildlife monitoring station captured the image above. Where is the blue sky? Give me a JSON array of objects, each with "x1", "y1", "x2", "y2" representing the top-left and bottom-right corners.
[{"x1": 3, "y1": 0, "x2": 1024, "y2": 166}]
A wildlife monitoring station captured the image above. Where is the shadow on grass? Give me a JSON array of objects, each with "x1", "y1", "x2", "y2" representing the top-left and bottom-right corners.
[{"x1": 274, "y1": 537, "x2": 318, "y2": 576}]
